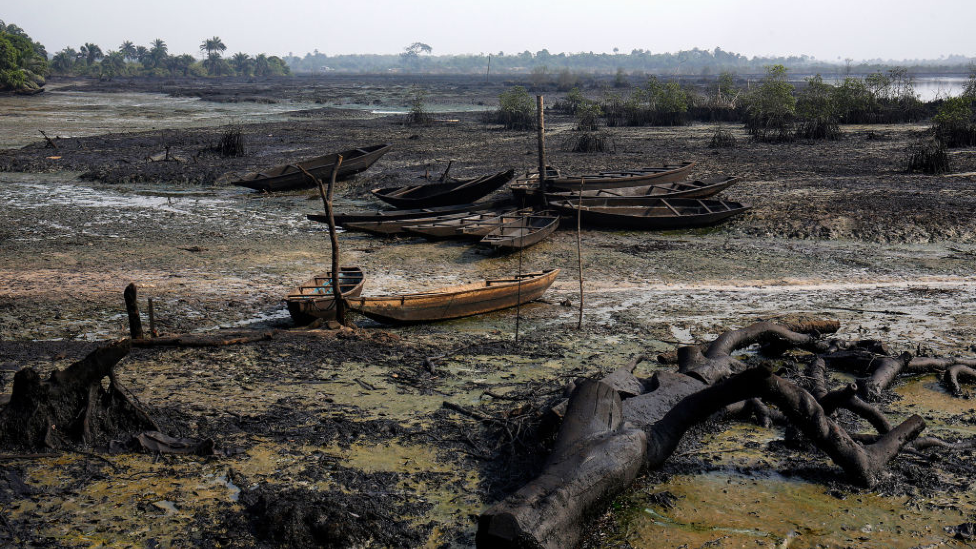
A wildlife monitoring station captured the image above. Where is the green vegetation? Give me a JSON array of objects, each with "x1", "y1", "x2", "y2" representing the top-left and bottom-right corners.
[
  {"x1": 932, "y1": 96, "x2": 976, "y2": 147},
  {"x1": 0, "y1": 20, "x2": 48, "y2": 92},
  {"x1": 495, "y1": 86, "x2": 536, "y2": 130},
  {"x1": 48, "y1": 35, "x2": 290, "y2": 79},
  {"x1": 795, "y1": 74, "x2": 840, "y2": 140},
  {"x1": 404, "y1": 87, "x2": 433, "y2": 126},
  {"x1": 744, "y1": 64, "x2": 796, "y2": 142},
  {"x1": 907, "y1": 138, "x2": 950, "y2": 174},
  {"x1": 283, "y1": 46, "x2": 975, "y2": 76}
]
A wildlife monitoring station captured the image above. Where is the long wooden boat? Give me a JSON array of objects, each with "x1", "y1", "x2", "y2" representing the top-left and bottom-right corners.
[
  {"x1": 232, "y1": 143, "x2": 392, "y2": 192},
  {"x1": 510, "y1": 161, "x2": 696, "y2": 195},
  {"x1": 545, "y1": 176, "x2": 737, "y2": 203},
  {"x1": 307, "y1": 198, "x2": 516, "y2": 226},
  {"x1": 284, "y1": 267, "x2": 365, "y2": 325},
  {"x1": 547, "y1": 198, "x2": 751, "y2": 230},
  {"x1": 345, "y1": 269, "x2": 559, "y2": 324},
  {"x1": 342, "y1": 212, "x2": 477, "y2": 236},
  {"x1": 481, "y1": 211, "x2": 560, "y2": 250},
  {"x1": 371, "y1": 169, "x2": 515, "y2": 209},
  {"x1": 460, "y1": 210, "x2": 546, "y2": 238},
  {"x1": 404, "y1": 208, "x2": 533, "y2": 239}
]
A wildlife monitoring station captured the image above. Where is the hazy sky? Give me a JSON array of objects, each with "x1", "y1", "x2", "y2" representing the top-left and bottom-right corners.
[{"x1": 5, "y1": 0, "x2": 973, "y2": 62}]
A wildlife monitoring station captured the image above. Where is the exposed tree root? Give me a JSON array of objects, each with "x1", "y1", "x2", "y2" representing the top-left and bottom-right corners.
[
  {"x1": 0, "y1": 340, "x2": 158, "y2": 451},
  {"x1": 476, "y1": 319, "x2": 976, "y2": 549}
]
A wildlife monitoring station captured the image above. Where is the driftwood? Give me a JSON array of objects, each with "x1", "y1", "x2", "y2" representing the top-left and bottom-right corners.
[{"x1": 475, "y1": 320, "x2": 960, "y2": 549}]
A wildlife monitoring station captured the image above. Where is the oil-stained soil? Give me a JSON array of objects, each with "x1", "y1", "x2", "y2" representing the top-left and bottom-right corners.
[{"x1": 1, "y1": 75, "x2": 976, "y2": 548}]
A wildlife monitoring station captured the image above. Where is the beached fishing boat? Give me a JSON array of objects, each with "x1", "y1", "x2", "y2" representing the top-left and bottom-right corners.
[
  {"x1": 544, "y1": 176, "x2": 738, "y2": 203},
  {"x1": 345, "y1": 269, "x2": 559, "y2": 324},
  {"x1": 481, "y1": 211, "x2": 560, "y2": 250},
  {"x1": 371, "y1": 169, "x2": 515, "y2": 208},
  {"x1": 232, "y1": 143, "x2": 392, "y2": 192},
  {"x1": 547, "y1": 198, "x2": 751, "y2": 230},
  {"x1": 459, "y1": 210, "x2": 547, "y2": 238},
  {"x1": 404, "y1": 208, "x2": 533, "y2": 238},
  {"x1": 307, "y1": 198, "x2": 516, "y2": 226},
  {"x1": 342, "y1": 212, "x2": 479, "y2": 236},
  {"x1": 284, "y1": 267, "x2": 365, "y2": 325},
  {"x1": 510, "y1": 161, "x2": 696, "y2": 196}
]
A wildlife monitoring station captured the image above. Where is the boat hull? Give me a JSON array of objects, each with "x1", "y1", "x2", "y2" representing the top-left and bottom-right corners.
[
  {"x1": 233, "y1": 144, "x2": 391, "y2": 192},
  {"x1": 371, "y1": 169, "x2": 515, "y2": 209},
  {"x1": 346, "y1": 269, "x2": 559, "y2": 324},
  {"x1": 284, "y1": 267, "x2": 365, "y2": 325},
  {"x1": 549, "y1": 199, "x2": 751, "y2": 230}
]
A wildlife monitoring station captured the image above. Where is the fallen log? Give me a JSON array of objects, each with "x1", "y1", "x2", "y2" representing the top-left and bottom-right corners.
[
  {"x1": 477, "y1": 379, "x2": 646, "y2": 549},
  {"x1": 477, "y1": 320, "x2": 933, "y2": 549}
]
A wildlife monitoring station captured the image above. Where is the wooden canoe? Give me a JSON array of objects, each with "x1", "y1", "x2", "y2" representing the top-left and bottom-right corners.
[
  {"x1": 371, "y1": 169, "x2": 515, "y2": 209},
  {"x1": 547, "y1": 198, "x2": 751, "y2": 230},
  {"x1": 307, "y1": 198, "x2": 516, "y2": 226},
  {"x1": 510, "y1": 161, "x2": 696, "y2": 195},
  {"x1": 481, "y1": 211, "x2": 560, "y2": 250},
  {"x1": 404, "y1": 208, "x2": 533, "y2": 239},
  {"x1": 460, "y1": 210, "x2": 546, "y2": 238},
  {"x1": 545, "y1": 176, "x2": 738, "y2": 203},
  {"x1": 284, "y1": 267, "x2": 365, "y2": 325},
  {"x1": 345, "y1": 269, "x2": 559, "y2": 324},
  {"x1": 232, "y1": 143, "x2": 392, "y2": 192},
  {"x1": 342, "y1": 212, "x2": 478, "y2": 236}
]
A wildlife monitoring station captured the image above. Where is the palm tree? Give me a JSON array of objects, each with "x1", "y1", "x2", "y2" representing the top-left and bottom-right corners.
[
  {"x1": 199, "y1": 36, "x2": 227, "y2": 75},
  {"x1": 119, "y1": 40, "x2": 136, "y2": 61},
  {"x1": 99, "y1": 50, "x2": 126, "y2": 80},
  {"x1": 167, "y1": 54, "x2": 196, "y2": 77},
  {"x1": 51, "y1": 49, "x2": 75, "y2": 75},
  {"x1": 231, "y1": 52, "x2": 251, "y2": 76},
  {"x1": 135, "y1": 46, "x2": 150, "y2": 68},
  {"x1": 253, "y1": 53, "x2": 269, "y2": 77},
  {"x1": 149, "y1": 38, "x2": 168, "y2": 69},
  {"x1": 80, "y1": 43, "x2": 103, "y2": 66}
]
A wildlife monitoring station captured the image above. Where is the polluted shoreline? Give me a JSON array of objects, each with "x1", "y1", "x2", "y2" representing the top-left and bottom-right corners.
[{"x1": 2, "y1": 77, "x2": 976, "y2": 548}]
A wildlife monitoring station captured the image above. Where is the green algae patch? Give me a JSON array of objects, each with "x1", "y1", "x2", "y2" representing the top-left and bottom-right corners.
[{"x1": 628, "y1": 471, "x2": 967, "y2": 549}]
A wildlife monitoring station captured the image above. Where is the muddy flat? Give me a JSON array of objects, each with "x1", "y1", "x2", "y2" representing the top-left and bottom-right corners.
[{"x1": 1, "y1": 75, "x2": 976, "y2": 548}]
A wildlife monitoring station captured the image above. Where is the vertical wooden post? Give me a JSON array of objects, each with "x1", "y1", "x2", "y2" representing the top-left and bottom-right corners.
[
  {"x1": 148, "y1": 297, "x2": 157, "y2": 338},
  {"x1": 302, "y1": 156, "x2": 346, "y2": 326},
  {"x1": 536, "y1": 95, "x2": 548, "y2": 201},
  {"x1": 576, "y1": 178, "x2": 584, "y2": 329},
  {"x1": 325, "y1": 157, "x2": 345, "y2": 325},
  {"x1": 124, "y1": 283, "x2": 144, "y2": 340}
]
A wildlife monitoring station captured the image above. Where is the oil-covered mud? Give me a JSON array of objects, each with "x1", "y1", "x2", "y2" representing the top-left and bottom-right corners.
[{"x1": 1, "y1": 75, "x2": 976, "y2": 548}]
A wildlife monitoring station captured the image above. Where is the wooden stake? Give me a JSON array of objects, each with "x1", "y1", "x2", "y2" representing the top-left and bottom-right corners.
[
  {"x1": 123, "y1": 283, "x2": 144, "y2": 340},
  {"x1": 39, "y1": 130, "x2": 57, "y2": 149},
  {"x1": 148, "y1": 297, "x2": 157, "y2": 338},
  {"x1": 577, "y1": 178, "x2": 584, "y2": 329},
  {"x1": 536, "y1": 95, "x2": 548, "y2": 202}
]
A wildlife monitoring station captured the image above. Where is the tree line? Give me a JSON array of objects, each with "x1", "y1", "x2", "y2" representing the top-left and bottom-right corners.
[
  {"x1": 0, "y1": 20, "x2": 48, "y2": 92},
  {"x1": 47, "y1": 36, "x2": 290, "y2": 80},
  {"x1": 283, "y1": 46, "x2": 975, "y2": 76}
]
